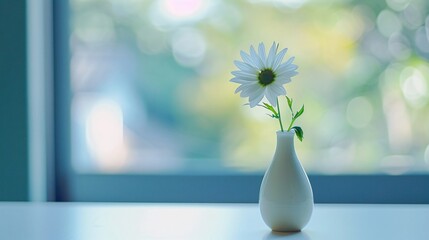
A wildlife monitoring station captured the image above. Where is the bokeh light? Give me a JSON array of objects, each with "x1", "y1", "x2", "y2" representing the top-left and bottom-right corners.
[
  {"x1": 171, "y1": 28, "x2": 207, "y2": 67},
  {"x1": 85, "y1": 99, "x2": 129, "y2": 171},
  {"x1": 346, "y1": 96, "x2": 374, "y2": 129}
]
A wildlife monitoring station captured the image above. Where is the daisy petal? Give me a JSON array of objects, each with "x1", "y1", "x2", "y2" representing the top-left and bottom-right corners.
[
  {"x1": 266, "y1": 42, "x2": 277, "y2": 67},
  {"x1": 264, "y1": 88, "x2": 277, "y2": 107},
  {"x1": 231, "y1": 70, "x2": 257, "y2": 79},
  {"x1": 276, "y1": 77, "x2": 292, "y2": 84},
  {"x1": 240, "y1": 51, "x2": 257, "y2": 68},
  {"x1": 250, "y1": 45, "x2": 264, "y2": 69},
  {"x1": 269, "y1": 84, "x2": 287, "y2": 96},
  {"x1": 230, "y1": 77, "x2": 245, "y2": 83},
  {"x1": 234, "y1": 60, "x2": 258, "y2": 73},
  {"x1": 230, "y1": 77, "x2": 254, "y2": 84},
  {"x1": 240, "y1": 83, "x2": 262, "y2": 97},
  {"x1": 258, "y1": 43, "x2": 267, "y2": 67},
  {"x1": 278, "y1": 70, "x2": 298, "y2": 79},
  {"x1": 272, "y1": 48, "x2": 288, "y2": 71},
  {"x1": 277, "y1": 64, "x2": 298, "y2": 75},
  {"x1": 264, "y1": 88, "x2": 278, "y2": 107},
  {"x1": 231, "y1": 75, "x2": 257, "y2": 82},
  {"x1": 234, "y1": 83, "x2": 255, "y2": 93},
  {"x1": 249, "y1": 88, "x2": 265, "y2": 107},
  {"x1": 276, "y1": 56, "x2": 295, "y2": 72},
  {"x1": 230, "y1": 73, "x2": 257, "y2": 81}
]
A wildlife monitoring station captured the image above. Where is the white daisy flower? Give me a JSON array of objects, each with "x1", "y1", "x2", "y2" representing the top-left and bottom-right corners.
[{"x1": 230, "y1": 42, "x2": 298, "y2": 108}]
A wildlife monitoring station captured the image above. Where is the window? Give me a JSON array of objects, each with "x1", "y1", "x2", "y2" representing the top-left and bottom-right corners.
[{"x1": 54, "y1": 0, "x2": 429, "y2": 203}]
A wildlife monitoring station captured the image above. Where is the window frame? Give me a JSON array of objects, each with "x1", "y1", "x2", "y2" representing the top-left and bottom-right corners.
[
  {"x1": 53, "y1": 1, "x2": 429, "y2": 204},
  {"x1": 62, "y1": 174, "x2": 429, "y2": 203}
]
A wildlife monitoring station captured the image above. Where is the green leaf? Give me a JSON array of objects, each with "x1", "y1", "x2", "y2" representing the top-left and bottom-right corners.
[
  {"x1": 267, "y1": 113, "x2": 279, "y2": 119},
  {"x1": 261, "y1": 102, "x2": 279, "y2": 117},
  {"x1": 294, "y1": 105, "x2": 305, "y2": 119},
  {"x1": 286, "y1": 96, "x2": 293, "y2": 111},
  {"x1": 291, "y1": 126, "x2": 304, "y2": 142}
]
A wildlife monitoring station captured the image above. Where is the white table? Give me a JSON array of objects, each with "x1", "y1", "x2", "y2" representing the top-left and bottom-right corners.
[{"x1": 0, "y1": 203, "x2": 428, "y2": 240}]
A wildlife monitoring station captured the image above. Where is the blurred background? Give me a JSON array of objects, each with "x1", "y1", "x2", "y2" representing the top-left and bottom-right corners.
[
  {"x1": 1, "y1": 0, "x2": 429, "y2": 202},
  {"x1": 69, "y1": 0, "x2": 429, "y2": 174}
]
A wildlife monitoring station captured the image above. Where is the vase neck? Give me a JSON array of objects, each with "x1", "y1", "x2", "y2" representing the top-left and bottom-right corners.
[
  {"x1": 276, "y1": 130, "x2": 295, "y2": 146},
  {"x1": 275, "y1": 131, "x2": 296, "y2": 156}
]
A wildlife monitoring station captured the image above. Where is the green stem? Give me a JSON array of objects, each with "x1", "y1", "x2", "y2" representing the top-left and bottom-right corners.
[
  {"x1": 287, "y1": 117, "x2": 296, "y2": 132},
  {"x1": 276, "y1": 98, "x2": 284, "y2": 132}
]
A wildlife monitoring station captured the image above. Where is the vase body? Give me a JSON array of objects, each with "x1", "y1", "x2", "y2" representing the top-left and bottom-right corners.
[{"x1": 259, "y1": 130, "x2": 313, "y2": 232}]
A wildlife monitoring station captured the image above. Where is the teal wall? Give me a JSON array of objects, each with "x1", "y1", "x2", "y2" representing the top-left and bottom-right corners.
[{"x1": 0, "y1": 1, "x2": 29, "y2": 200}]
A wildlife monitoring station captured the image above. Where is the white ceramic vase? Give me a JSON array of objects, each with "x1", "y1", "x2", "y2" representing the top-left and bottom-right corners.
[{"x1": 259, "y1": 130, "x2": 313, "y2": 232}]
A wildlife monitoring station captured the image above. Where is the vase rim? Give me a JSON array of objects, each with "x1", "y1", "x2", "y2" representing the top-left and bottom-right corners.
[{"x1": 276, "y1": 130, "x2": 295, "y2": 135}]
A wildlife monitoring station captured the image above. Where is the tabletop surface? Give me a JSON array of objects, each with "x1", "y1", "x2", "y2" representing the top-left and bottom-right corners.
[{"x1": 0, "y1": 203, "x2": 428, "y2": 240}]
